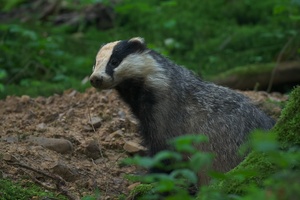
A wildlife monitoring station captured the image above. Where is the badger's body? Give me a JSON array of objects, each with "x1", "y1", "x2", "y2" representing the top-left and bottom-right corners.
[{"x1": 90, "y1": 37, "x2": 275, "y2": 184}]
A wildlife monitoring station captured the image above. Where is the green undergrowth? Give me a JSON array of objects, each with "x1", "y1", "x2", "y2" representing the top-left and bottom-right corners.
[
  {"x1": 0, "y1": 78, "x2": 89, "y2": 99},
  {"x1": 274, "y1": 86, "x2": 300, "y2": 148},
  {"x1": 1, "y1": 0, "x2": 299, "y2": 98},
  {"x1": 0, "y1": 178, "x2": 67, "y2": 200}
]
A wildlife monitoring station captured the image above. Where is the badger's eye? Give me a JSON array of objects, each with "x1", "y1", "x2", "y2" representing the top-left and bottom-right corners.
[{"x1": 110, "y1": 58, "x2": 120, "y2": 67}]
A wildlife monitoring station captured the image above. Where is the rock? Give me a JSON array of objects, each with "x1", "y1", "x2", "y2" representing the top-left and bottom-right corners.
[
  {"x1": 118, "y1": 110, "x2": 126, "y2": 119},
  {"x1": 88, "y1": 116, "x2": 102, "y2": 129},
  {"x1": 123, "y1": 141, "x2": 146, "y2": 154},
  {"x1": 2, "y1": 153, "x2": 18, "y2": 162},
  {"x1": 52, "y1": 162, "x2": 79, "y2": 182},
  {"x1": 83, "y1": 125, "x2": 94, "y2": 132},
  {"x1": 85, "y1": 140, "x2": 104, "y2": 159},
  {"x1": 36, "y1": 123, "x2": 47, "y2": 131},
  {"x1": 1, "y1": 135, "x2": 19, "y2": 143},
  {"x1": 28, "y1": 136, "x2": 73, "y2": 154}
]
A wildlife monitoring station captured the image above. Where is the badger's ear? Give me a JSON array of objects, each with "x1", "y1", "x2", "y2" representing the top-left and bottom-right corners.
[
  {"x1": 129, "y1": 37, "x2": 145, "y2": 44},
  {"x1": 128, "y1": 37, "x2": 146, "y2": 52}
]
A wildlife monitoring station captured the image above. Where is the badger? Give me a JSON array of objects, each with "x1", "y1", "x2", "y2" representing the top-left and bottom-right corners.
[{"x1": 89, "y1": 37, "x2": 275, "y2": 185}]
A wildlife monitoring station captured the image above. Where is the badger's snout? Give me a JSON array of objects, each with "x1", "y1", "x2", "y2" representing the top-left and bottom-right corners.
[{"x1": 90, "y1": 75, "x2": 103, "y2": 88}]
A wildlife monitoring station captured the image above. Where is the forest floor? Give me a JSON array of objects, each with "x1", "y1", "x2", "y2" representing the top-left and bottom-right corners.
[{"x1": 0, "y1": 87, "x2": 288, "y2": 199}]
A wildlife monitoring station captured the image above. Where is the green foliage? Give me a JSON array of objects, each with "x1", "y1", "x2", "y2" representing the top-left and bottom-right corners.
[
  {"x1": 124, "y1": 130, "x2": 300, "y2": 200},
  {"x1": 0, "y1": 23, "x2": 100, "y2": 98},
  {"x1": 123, "y1": 135, "x2": 213, "y2": 199},
  {"x1": 274, "y1": 86, "x2": 300, "y2": 148},
  {"x1": 115, "y1": 0, "x2": 300, "y2": 75},
  {"x1": 0, "y1": 0, "x2": 26, "y2": 11},
  {"x1": 81, "y1": 188, "x2": 101, "y2": 200},
  {"x1": 0, "y1": 0, "x2": 299, "y2": 97},
  {"x1": 0, "y1": 178, "x2": 67, "y2": 200}
]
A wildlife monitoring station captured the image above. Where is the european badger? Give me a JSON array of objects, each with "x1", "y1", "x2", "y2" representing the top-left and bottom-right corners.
[{"x1": 89, "y1": 37, "x2": 275, "y2": 184}]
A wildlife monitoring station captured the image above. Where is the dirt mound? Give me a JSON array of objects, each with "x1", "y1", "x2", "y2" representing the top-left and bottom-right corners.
[{"x1": 0, "y1": 88, "x2": 287, "y2": 199}]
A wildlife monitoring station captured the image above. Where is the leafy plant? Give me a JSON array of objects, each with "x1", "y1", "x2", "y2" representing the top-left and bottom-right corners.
[{"x1": 123, "y1": 134, "x2": 213, "y2": 199}]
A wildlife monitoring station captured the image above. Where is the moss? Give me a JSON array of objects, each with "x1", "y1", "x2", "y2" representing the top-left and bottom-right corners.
[
  {"x1": 128, "y1": 184, "x2": 154, "y2": 199},
  {"x1": 273, "y1": 86, "x2": 300, "y2": 149},
  {"x1": 0, "y1": 178, "x2": 67, "y2": 200},
  {"x1": 211, "y1": 86, "x2": 300, "y2": 195},
  {"x1": 215, "y1": 152, "x2": 277, "y2": 194}
]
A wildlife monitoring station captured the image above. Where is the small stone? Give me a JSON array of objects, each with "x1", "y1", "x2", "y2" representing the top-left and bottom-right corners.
[
  {"x1": 52, "y1": 162, "x2": 79, "y2": 182},
  {"x1": 28, "y1": 136, "x2": 73, "y2": 154},
  {"x1": 85, "y1": 140, "x2": 104, "y2": 159},
  {"x1": 2, "y1": 135, "x2": 19, "y2": 143},
  {"x1": 118, "y1": 110, "x2": 126, "y2": 119},
  {"x1": 88, "y1": 116, "x2": 102, "y2": 129},
  {"x1": 36, "y1": 123, "x2": 47, "y2": 131},
  {"x1": 2, "y1": 153, "x2": 18, "y2": 162},
  {"x1": 123, "y1": 141, "x2": 146, "y2": 154},
  {"x1": 2, "y1": 154, "x2": 12, "y2": 161},
  {"x1": 83, "y1": 125, "x2": 94, "y2": 132}
]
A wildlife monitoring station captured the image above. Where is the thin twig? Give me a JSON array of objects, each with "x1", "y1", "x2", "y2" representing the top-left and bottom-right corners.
[
  {"x1": 22, "y1": 169, "x2": 56, "y2": 191},
  {"x1": 6, "y1": 161, "x2": 79, "y2": 200},
  {"x1": 87, "y1": 108, "x2": 106, "y2": 167},
  {"x1": 267, "y1": 37, "x2": 294, "y2": 93}
]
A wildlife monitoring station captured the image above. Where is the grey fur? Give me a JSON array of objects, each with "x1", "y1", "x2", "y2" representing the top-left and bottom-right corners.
[
  {"x1": 90, "y1": 39, "x2": 275, "y2": 185},
  {"x1": 146, "y1": 50, "x2": 275, "y2": 174}
]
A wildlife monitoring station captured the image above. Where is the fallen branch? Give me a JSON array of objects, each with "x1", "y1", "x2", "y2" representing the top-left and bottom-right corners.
[{"x1": 6, "y1": 161, "x2": 79, "y2": 200}]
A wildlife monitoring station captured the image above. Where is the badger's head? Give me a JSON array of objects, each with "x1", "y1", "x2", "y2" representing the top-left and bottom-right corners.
[{"x1": 89, "y1": 37, "x2": 165, "y2": 90}]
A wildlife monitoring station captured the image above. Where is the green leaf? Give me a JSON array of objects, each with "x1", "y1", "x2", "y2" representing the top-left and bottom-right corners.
[
  {"x1": 189, "y1": 152, "x2": 214, "y2": 171},
  {"x1": 170, "y1": 169, "x2": 198, "y2": 185},
  {"x1": 251, "y1": 130, "x2": 279, "y2": 152},
  {"x1": 153, "y1": 150, "x2": 182, "y2": 164}
]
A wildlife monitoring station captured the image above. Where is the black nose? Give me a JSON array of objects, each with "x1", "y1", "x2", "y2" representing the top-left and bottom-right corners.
[{"x1": 90, "y1": 75, "x2": 103, "y2": 87}]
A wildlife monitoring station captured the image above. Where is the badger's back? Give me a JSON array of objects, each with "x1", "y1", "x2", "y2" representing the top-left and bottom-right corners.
[
  {"x1": 145, "y1": 50, "x2": 275, "y2": 171},
  {"x1": 89, "y1": 37, "x2": 275, "y2": 182}
]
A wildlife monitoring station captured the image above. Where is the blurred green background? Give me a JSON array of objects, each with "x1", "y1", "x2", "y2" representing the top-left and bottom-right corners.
[{"x1": 0, "y1": 0, "x2": 299, "y2": 98}]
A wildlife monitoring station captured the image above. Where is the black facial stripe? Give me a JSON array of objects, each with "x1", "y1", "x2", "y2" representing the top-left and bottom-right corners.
[{"x1": 105, "y1": 40, "x2": 146, "y2": 77}]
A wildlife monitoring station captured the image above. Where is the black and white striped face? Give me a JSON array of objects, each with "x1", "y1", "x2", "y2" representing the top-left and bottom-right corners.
[{"x1": 90, "y1": 37, "x2": 161, "y2": 89}]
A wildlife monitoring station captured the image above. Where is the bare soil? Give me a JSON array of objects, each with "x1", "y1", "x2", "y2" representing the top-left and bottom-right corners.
[{"x1": 0, "y1": 88, "x2": 288, "y2": 199}]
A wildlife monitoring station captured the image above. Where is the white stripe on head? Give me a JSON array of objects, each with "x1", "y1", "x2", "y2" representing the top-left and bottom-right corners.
[{"x1": 114, "y1": 52, "x2": 170, "y2": 90}]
